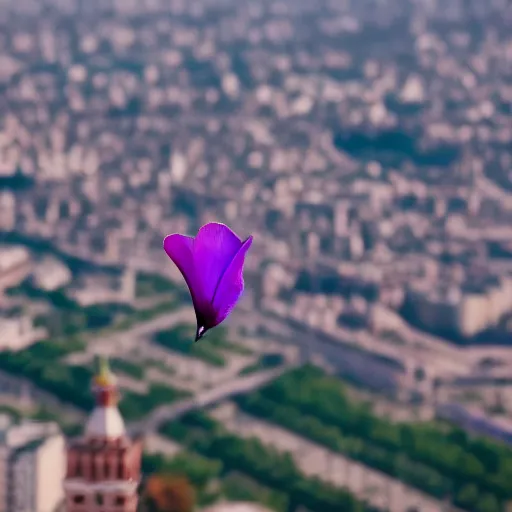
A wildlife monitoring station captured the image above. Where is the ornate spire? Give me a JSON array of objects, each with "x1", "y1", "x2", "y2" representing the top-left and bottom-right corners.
[
  {"x1": 94, "y1": 355, "x2": 116, "y2": 388},
  {"x1": 85, "y1": 355, "x2": 126, "y2": 439},
  {"x1": 91, "y1": 355, "x2": 119, "y2": 407}
]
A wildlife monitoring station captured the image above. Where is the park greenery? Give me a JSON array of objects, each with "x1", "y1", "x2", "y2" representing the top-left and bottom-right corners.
[
  {"x1": 234, "y1": 366, "x2": 511, "y2": 512},
  {"x1": 111, "y1": 298, "x2": 181, "y2": 332},
  {"x1": 154, "y1": 323, "x2": 252, "y2": 367},
  {"x1": 0, "y1": 273, "x2": 189, "y2": 420},
  {"x1": 142, "y1": 451, "x2": 292, "y2": 511},
  {"x1": 8, "y1": 281, "x2": 134, "y2": 333},
  {"x1": 9, "y1": 274, "x2": 181, "y2": 337},
  {"x1": 110, "y1": 357, "x2": 145, "y2": 380},
  {"x1": 0, "y1": 338, "x2": 187, "y2": 420},
  {"x1": 238, "y1": 353, "x2": 285, "y2": 376},
  {"x1": 146, "y1": 358, "x2": 177, "y2": 376},
  {"x1": 136, "y1": 272, "x2": 180, "y2": 297},
  {"x1": 0, "y1": 403, "x2": 83, "y2": 438},
  {"x1": 7, "y1": 246, "x2": 505, "y2": 510},
  {"x1": 221, "y1": 472, "x2": 290, "y2": 512},
  {"x1": 0, "y1": 338, "x2": 95, "y2": 409},
  {"x1": 119, "y1": 384, "x2": 190, "y2": 422},
  {"x1": 154, "y1": 324, "x2": 226, "y2": 367},
  {"x1": 158, "y1": 411, "x2": 377, "y2": 512}
]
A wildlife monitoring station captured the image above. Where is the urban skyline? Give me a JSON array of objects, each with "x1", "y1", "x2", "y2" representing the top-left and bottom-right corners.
[{"x1": 0, "y1": 0, "x2": 512, "y2": 511}]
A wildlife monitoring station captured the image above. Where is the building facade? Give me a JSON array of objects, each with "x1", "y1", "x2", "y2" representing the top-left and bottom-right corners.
[
  {"x1": 0, "y1": 315, "x2": 47, "y2": 351},
  {"x1": 0, "y1": 416, "x2": 65, "y2": 512},
  {"x1": 63, "y1": 358, "x2": 142, "y2": 512},
  {"x1": 0, "y1": 245, "x2": 32, "y2": 292}
]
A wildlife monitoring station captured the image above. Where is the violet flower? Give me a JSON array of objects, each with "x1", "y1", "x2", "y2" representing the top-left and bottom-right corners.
[{"x1": 163, "y1": 222, "x2": 253, "y2": 341}]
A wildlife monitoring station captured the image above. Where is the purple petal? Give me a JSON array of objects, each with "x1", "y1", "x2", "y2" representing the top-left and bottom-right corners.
[
  {"x1": 193, "y1": 223, "x2": 243, "y2": 302},
  {"x1": 163, "y1": 233, "x2": 209, "y2": 312},
  {"x1": 212, "y1": 236, "x2": 253, "y2": 326}
]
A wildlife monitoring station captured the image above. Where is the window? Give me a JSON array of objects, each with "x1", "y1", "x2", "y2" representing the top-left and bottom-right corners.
[
  {"x1": 73, "y1": 495, "x2": 85, "y2": 504},
  {"x1": 414, "y1": 367, "x2": 426, "y2": 382},
  {"x1": 95, "y1": 493, "x2": 103, "y2": 505},
  {"x1": 115, "y1": 496, "x2": 126, "y2": 506}
]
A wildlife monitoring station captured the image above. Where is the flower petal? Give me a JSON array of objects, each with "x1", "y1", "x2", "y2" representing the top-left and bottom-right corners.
[
  {"x1": 163, "y1": 233, "x2": 208, "y2": 312},
  {"x1": 193, "y1": 222, "x2": 243, "y2": 302},
  {"x1": 212, "y1": 236, "x2": 253, "y2": 326}
]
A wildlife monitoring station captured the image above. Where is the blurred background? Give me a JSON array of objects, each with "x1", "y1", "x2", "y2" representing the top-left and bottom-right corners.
[{"x1": 0, "y1": 0, "x2": 511, "y2": 511}]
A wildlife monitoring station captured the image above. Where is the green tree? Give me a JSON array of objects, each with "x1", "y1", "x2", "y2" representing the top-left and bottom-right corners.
[
  {"x1": 475, "y1": 493, "x2": 500, "y2": 512},
  {"x1": 456, "y1": 484, "x2": 479, "y2": 508}
]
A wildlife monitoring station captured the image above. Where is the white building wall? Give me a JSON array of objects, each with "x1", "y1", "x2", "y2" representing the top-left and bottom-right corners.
[
  {"x1": 35, "y1": 434, "x2": 65, "y2": 512},
  {"x1": 0, "y1": 421, "x2": 63, "y2": 512},
  {"x1": 0, "y1": 445, "x2": 8, "y2": 512}
]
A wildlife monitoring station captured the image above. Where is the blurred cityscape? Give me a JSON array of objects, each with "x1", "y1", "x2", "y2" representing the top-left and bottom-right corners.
[{"x1": 0, "y1": 0, "x2": 511, "y2": 510}]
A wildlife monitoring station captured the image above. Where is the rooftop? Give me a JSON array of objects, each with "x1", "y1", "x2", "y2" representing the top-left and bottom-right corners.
[
  {"x1": 84, "y1": 406, "x2": 126, "y2": 440},
  {"x1": 0, "y1": 246, "x2": 30, "y2": 272}
]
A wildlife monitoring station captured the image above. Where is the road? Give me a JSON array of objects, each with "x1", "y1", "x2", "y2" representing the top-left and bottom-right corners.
[
  {"x1": 124, "y1": 254, "x2": 512, "y2": 374},
  {"x1": 127, "y1": 364, "x2": 293, "y2": 435},
  {"x1": 86, "y1": 306, "x2": 196, "y2": 355},
  {"x1": 234, "y1": 303, "x2": 475, "y2": 378}
]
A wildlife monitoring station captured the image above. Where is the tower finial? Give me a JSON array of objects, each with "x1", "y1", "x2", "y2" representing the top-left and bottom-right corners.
[
  {"x1": 94, "y1": 355, "x2": 116, "y2": 388},
  {"x1": 98, "y1": 355, "x2": 109, "y2": 375}
]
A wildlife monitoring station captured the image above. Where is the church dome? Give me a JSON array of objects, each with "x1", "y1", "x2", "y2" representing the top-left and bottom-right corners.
[
  {"x1": 85, "y1": 405, "x2": 126, "y2": 439},
  {"x1": 85, "y1": 356, "x2": 126, "y2": 439}
]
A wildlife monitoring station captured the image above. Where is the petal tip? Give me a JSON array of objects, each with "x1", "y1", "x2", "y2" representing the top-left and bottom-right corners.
[
  {"x1": 197, "y1": 222, "x2": 242, "y2": 243},
  {"x1": 162, "y1": 235, "x2": 176, "y2": 255}
]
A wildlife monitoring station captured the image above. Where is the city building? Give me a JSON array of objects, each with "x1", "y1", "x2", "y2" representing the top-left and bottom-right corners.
[
  {"x1": 0, "y1": 191, "x2": 15, "y2": 231},
  {"x1": 68, "y1": 267, "x2": 137, "y2": 307},
  {"x1": 0, "y1": 315, "x2": 47, "y2": 351},
  {"x1": 0, "y1": 246, "x2": 32, "y2": 292},
  {"x1": 63, "y1": 357, "x2": 142, "y2": 512},
  {"x1": 404, "y1": 276, "x2": 512, "y2": 338},
  {"x1": 0, "y1": 417, "x2": 65, "y2": 512},
  {"x1": 32, "y1": 257, "x2": 72, "y2": 292}
]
